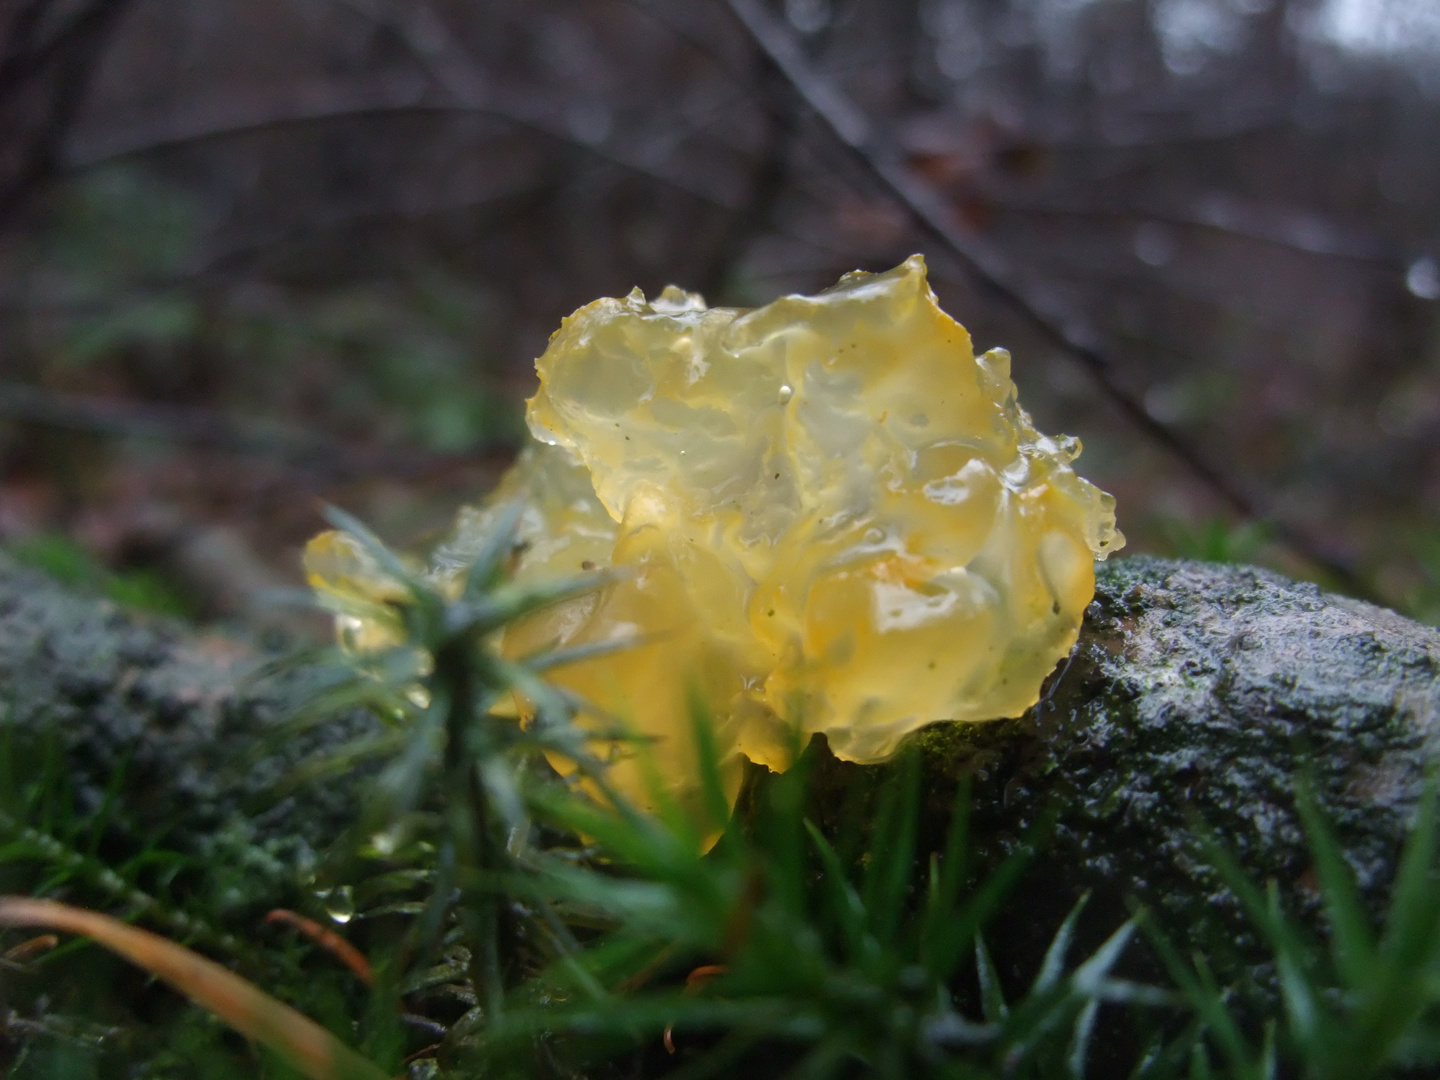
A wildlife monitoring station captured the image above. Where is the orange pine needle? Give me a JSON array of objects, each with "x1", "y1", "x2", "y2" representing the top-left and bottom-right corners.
[
  {"x1": 265, "y1": 909, "x2": 374, "y2": 986},
  {"x1": 0, "y1": 896, "x2": 387, "y2": 1080},
  {"x1": 665, "y1": 963, "x2": 729, "y2": 1053},
  {"x1": 2, "y1": 933, "x2": 58, "y2": 964}
]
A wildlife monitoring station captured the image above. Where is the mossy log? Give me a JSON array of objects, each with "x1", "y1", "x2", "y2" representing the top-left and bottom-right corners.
[{"x1": 2, "y1": 550, "x2": 1437, "y2": 981}]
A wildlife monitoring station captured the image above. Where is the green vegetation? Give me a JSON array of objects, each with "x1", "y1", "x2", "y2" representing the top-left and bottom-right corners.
[
  {"x1": 5, "y1": 508, "x2": 1440, "y2": 1079},
  {"x1": 1153, "y1": 516, "x2": 1274, "y2": 568},
  {"x1": 5, "y1": 533, "x2": 194, "y2": 618},
  {"x1": 16, "y1": 166, "x2": 523, "y2": 457}
]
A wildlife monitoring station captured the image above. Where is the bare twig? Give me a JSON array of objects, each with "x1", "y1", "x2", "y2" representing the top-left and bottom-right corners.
[
  {"x1": 0, "y1": 381, "x2": 506, "y2": 479},
  {"x1": 0, "y1": 0, "x2": 135, "y2": 224},
  {"x1": 63, "y1": 72, "x2": 742, "y2": 214},
  {"x1": 698, "y1": 61, "x2": 797, "y2": 302},
  {"x1": 983, "y1": 192, "x2": 1397, "y2": 265},
  {"x1": 54, "y1": 65, "x2": 848, "y2": 289},
  {"x1": 720, "y1": 0, "x2": 1370, "y2": 597}
]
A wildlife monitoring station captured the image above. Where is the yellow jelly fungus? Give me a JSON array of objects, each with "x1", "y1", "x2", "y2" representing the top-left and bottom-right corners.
[{"x1": 308, "y1": 255, "x2": 1123, "y2": 821}]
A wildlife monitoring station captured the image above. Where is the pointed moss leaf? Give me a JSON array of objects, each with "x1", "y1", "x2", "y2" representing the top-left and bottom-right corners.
[
  {"x1": 862, "y1": 747, "x2": 920, "y2": 945},
  {"x1": 922, "y1": 776, "x2": 972, "y2": 956},
  {"x1": 1264, "y1": 880, "x2": 1323, "y2": 1053},
  {"x1": 1035, "y1": 891, "x2": 1092, "y2": 995},
  {"x1": 1001, "y1": 921, "x2": 1134, "y2": 1066},
  {"x1": 1191, "y1": 951, "x2": 1266, "y2": 1080},
  {"x1": 974, "y1": 933, "x2": 1008, "y2": 1023},
  {"x1": 1294, "y1": 780, "x2": 1375, "y2": 988},
  {"x1": 369, "y1": 703, "x2": 446, "y2": 825},
  {"x1": 491, "y1": 653, "x2": 622, "y2": 747},
  {"x1": 1379, "y1": 775, "x2": 1440, "y2": 973},
  {"x1": 690, "y1": 694, "x2": 733, "y2": 838},
  {"x1": 1068, "y1": 997, "x2": 1100, "y2": 1079},
  {"x1": 804, "y1": 820, "x2": 866, "y2": 957},
  {"x1": 1336, "y1": 776, "x2": 1440, "y2": 1074},
  {"x1": 921, "y1": 1010, "x2": 1001, "y2": 1050},
  {"x1": 628, "y1": 720, "x2": 699, "y2": 852},
  {"x1": 1090, "y1": 978, "x2": 1179, "y2": 1007},
  {"x1": 860, "y1": 753, "x2": 902, "y2": 916},
  {"x1": 1138, "y1": 918, "x2": 1258, "y2": 1080},
  {"x1": 1198, "y1": 826, "x2": 1324, "y2": 1045},
  {"x1": 531, "y1": 788, "x2": 695, "y2": 885},
  {"x1": 309, "y1": 588, "x2": 405, "y2": 630},
  {"x1": 479, "y1": 757, "x2": 526, "y2": 832},
  {"x1": 321, "y1": 504, "x2": 421, "y2": 594},
  {"x1": 779, "y1": 1036, "x2": 848, "y2": 1080},
  {"x1": 472, "y1": 570, "x2": 617, "y2": 633},
  {"x1": 279, "y1": 731, "x2": 408, "y2": 792},
  {"x1": 1392, "y1": 1019, "x2": 1440, "y2": 1062},
  {"x1": 1196, "y1": 829, "x2": 1277, "y2": 935},
  {"x1": 1072, "y1": 913, "x2": 1136, "y2": 996},
  {"x1": 460, "y1": 498, "x2": 526, "y2": 600},
  {"x1": 755, "y1": 758, "x2": 813, "y2": 922},
  {"x1": 520, "y1": 633, "x2": 647, "y2": 674},
  {"x1": 926, "y1": 838, "x2": 1034, "y2": 984},
  {"x1": 256, "y1": 668, "x2": 419, "y2": 760}
]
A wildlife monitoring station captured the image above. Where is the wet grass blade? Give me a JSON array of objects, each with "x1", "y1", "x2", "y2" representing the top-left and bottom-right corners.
[
  {"x1": 924, "y1": 810, "x2": 1050, "y2": 984},
  {"x1": 974, "y1": 933, "x2": 1008, "y2": 1023},
  {"x1": 862, "y1": 747, "x2": 920, "y2": 945},
  {"x1": 520, "y1": 633, "x2": 648, "y2": 674},
  {"x1": 321, "y1": 505, "x2": 418, "y2": 593},
  {"x1": 1344, "y1": 775, "x2": 1440, "y2": 1073},
  {"x1": 1033, "y1": 891, "x2": 1091, "y2": 995},
  {"x1": 804, "y1": 820, "x2": 866, "y2": 957},
  {"x1": 1198, "y1": 830, "x2": 1326, "y2": 1057},
  {"x1": 1067, "y1": 997, "x2": 1099, "y2": 1078},
  {"x1": 1293, "y1": 780, "x2": 1374, "y2": 989},
  {"x1": 691, "y1": 695, "x2": 734, "y2": 841},
  {"x1": 460, "y1": 498, "x2": 526, "y2": 600},
  {"x1": 1139, "y1": 917, "x2": 1259, "y2": 1080}
]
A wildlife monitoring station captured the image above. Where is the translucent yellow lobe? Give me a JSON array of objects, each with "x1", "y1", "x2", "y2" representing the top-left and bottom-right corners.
[{"x1": 313, "y1": 256, "x2": 1124, "y2": 818}]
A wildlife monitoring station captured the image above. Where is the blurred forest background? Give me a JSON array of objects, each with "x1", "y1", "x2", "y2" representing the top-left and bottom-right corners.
[{"x1": 0, "y1": 0, "x2": 1438, "y2": 632}]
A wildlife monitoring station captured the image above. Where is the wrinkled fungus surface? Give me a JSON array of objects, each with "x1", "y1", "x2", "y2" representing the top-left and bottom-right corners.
[{"x1": 311, "y1": 256, "x2": 1122, "y2": 813}]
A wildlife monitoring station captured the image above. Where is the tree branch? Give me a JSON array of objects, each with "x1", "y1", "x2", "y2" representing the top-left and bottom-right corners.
[
  {"x1": 720, "y1": 0, "x2": 1371, "y2": 598},
  {"x1": 0, "y1": 0, "x2": 135, "y2": 225},
  {"x1": 0, "y1": 381, "x2": 504, "y2": 480},
  {"x1": 983, "y1": 191, "x2": 1397, "y2": 265}
]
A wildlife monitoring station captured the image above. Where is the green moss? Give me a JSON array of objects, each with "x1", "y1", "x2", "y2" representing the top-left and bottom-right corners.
[{"x1": 7, "y1": 534, "x2": 193, "y2": 618}]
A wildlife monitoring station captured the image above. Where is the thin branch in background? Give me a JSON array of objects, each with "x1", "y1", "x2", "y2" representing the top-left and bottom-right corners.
[
  {"x1": 0, "y1": 0, "x2": 135, "y2": 225},
  {"x1": 63, "y1": 77, "x2": 745, "y2": 215},
  {"x1": 698, "y1": 61, "x2": 796, "y2": 302},
  {"x1": 985, "y1": 193, "x2": 1399, "y2": 266},
  {"x1": 0, "y1": 381, "x2": 505, "y2": 481},
  {"x1": 719, "y1": 0, "x2": 1372, "y2": 598}
]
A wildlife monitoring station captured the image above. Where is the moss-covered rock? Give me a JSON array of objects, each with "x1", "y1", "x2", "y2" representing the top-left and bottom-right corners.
[
  {"x1": 809, "y1": 555, "x2": 1440, "y2": 1000},
  {"x1": 0, "y1": 550, "x2": 370, "y2": 916},
  {"x1": 4, "y1": 549, "x2": 1437, "y2": 994}
]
